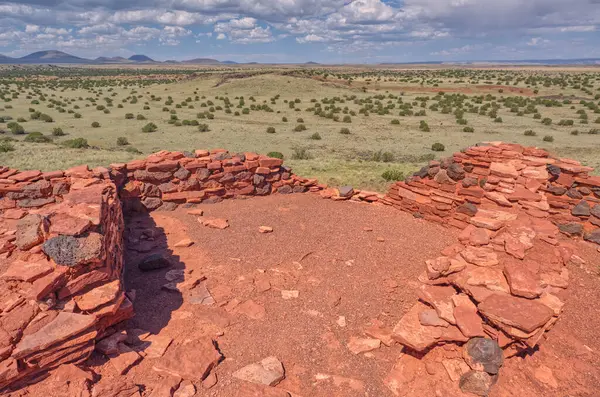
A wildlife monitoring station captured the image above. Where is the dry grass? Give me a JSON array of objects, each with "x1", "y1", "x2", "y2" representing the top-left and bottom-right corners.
[{"x1": 1, "y1": 68, "x2": 599, "y2": 191}]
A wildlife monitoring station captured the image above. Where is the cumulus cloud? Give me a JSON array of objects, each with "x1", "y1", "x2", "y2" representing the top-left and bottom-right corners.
[{"x1": 0, "y1": 0, "x2": 598, "y2": 59}]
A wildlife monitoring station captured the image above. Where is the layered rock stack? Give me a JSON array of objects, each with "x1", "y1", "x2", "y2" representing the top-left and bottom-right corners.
[
  {"x1": 112, "y1": 149, "x2": 322, "y2": 212},
  {"x1": 384, "y1": 142, "x2": 595, "y2": 395},
  {"x1": 384, "y1": 142, "x2": 600, "y2": 245},
  {"x1": 0, "y1": 166, "x2": 131, "y2": 389}
]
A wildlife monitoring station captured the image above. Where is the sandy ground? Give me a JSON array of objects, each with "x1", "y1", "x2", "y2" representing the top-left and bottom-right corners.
[{"x1": 14, "y1": 193, "x2": 600, "y2": 396}]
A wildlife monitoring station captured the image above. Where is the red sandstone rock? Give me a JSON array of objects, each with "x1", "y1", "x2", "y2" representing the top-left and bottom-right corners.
[
  {"x1": 153, "y1": 339, "x2": 222, "y2": 381},
  {"x1": 478, "y1": 293, "x2": 554, "y2": 333},
  {"x1": 392, "y1": 303, "x2": 443, "y2": 352},
  {"x1": 503, "y1": 260, "x2": 542, "y2": 298},
  {"x1": 12, "y1": 312, "x2": 97, "y2": 359},
  {"x1": 74, "y1": 279, "x2": 121, "y2": 311},
  {"x1": 418, "y1": 285, "x2": 457, "y2": 324},
  {"x1": 201, "y1": 217, "x2": 229, "y2": 229},
  {"x1": 1, "y1": 259, "x2": 53, "y2": 282}
]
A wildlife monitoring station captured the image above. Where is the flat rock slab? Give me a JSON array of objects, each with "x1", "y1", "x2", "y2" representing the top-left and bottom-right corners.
[
  {"x1": 392, "y1": 303, "x2": 443, "y2": 352},
  {"x1": 503, "y1": 260, "x2": 542, "y2": 298},
  {"x1": 153, "y1": 339, "x2": 222, "y2": 382},
  {"x1": 418, "y1": 285, "x2": 457, "y2": 324},
  {"x1": 347, "y1": 337, "x2": 381, "y2": 354},
  {"x1": 1, "y1": 259, "x2": 53, "y2": 282},
  {"x1": 478, "y1": 293, "x2": 554, "y2": 333},
  {"x1": 74, "y1": 279, "x2": 121, "y2": 311},
  {"x1": 201, "y1": 218, "x2": 229, "y2": 229},
  {"x1": 13, "y1": 312, "x2": 97, "y2": 359},
  {"x1": 232, "y1": 356, "x2": 285, "y2": 386}
]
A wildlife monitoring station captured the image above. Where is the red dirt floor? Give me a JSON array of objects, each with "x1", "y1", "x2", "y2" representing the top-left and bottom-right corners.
[{"x1": 14, "y1": 194, "x2": 600, "y2": 397}]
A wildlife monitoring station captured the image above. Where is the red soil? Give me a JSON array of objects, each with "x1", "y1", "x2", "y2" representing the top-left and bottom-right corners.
[{"x1": 16, "y1": 194, "x2": 600, "y2": 396}]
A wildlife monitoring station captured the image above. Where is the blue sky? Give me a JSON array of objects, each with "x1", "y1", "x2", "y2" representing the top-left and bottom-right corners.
[{"x1": 0, "y1": 0, "x2": 599, "y2": 63}]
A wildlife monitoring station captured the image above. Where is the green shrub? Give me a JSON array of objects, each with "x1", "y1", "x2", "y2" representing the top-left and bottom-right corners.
[
  {"x1": 543, "y1": 135, "x2": 554, "y2": 142},
  {"x1": 117, "y1": 137, "x2": 129, "y2": 146},
  {"x1": 494, "y1": 117, "x2": 503, "y2": 123},
  {"x1": 463, "y1": 126, "x2": 474, "y2": 133},
  {"x1": 63, "y1": 138, "x2": 89, "y2": 148},
  {"x1": 125, "y1": 113, "x2": 134, "y2": 119},
  {"x1": 343, "y1": 115, "x2": 352, "y2": 123},
  {"x1": 524, "y1": 130, "x2": 536, "y2": 136},
  {"x1": 74, "y1": 113, "x2": 82, "y2": 118},
  {"x1": 431, "y1": 142, "x2": 445, "y2": 152},
  {"x1": 282, "y1": 117, "x2": 288, "y2": 122},
  {"x1": 419, "y1": 120, "x2": 430, "y2": 132},
  {"x1": 541, "y1": 117, "x2": 552, "y2": 125},
  {"x1": 382, "y1": 169, "x2": 405, "y2": 181},
  {"x1": 52, "y1": 127, "x2": 65, "y2": 136},
  {"x1": 24, "y1": 132, "x2": 52, "y2": 143},
  {"x1": 141, "y1": 123, "x2": 157, "y2": 133},
  {"x1": 309, "y1": 132, "x2": 322, "y2": 140},
  {"x1": 91, "y1": 122, "x2": 100, "y2": 128},
  {"x1": 340, "y1": 127, "x2": 351, "y2": 135},
  {"x1": 0, "y1": 141, "x2": 15, "y2": 152},
  {"x1": 17, "y1": 117, "x2": 26, "y2": 123},
  {"x1": 267, "y1": 151, "x2": 284, "y2": 159},
  {"x1": 266, "y1": 126, "x2": 276, "y2": 134},
  {"x1": 294, "y1": 124, "x2": 307, "y2": 132},
  {"x1": 571, "y1": 130, "x2": 579, "y2": 136},
  {"x1": 137, "y1": 114, "x2": 146, "y2": 120},
  {"x1": 126, "y1": 146, "x2": 142, "y2": 154},
  {"x1": 7, "y1": 122, "x2": 24, "y2": 134},
  {"x1": 391, "y1": 119, "x2": 400, "y2": 125},
  {"x1": 198, "y1": 124, "x2": 210, "y2": 132},
  {"x1": 291, "y1": 147, "x2": 312, "y2": 160},
  {"x1": 372, "y1": 150, "x2": 395, "y2": 162},
  {"x1": 297, "y1": 118, "x2": 304, "y2": 123}
]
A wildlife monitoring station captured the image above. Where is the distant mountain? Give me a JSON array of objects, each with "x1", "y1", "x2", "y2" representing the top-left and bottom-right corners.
[
  {"x1": 95, "y1": 56, "x2": 131, "y2": 64},
  {"x1": 305, "y1": 61, "x2": 319, "y2": 65},
  {"x1": 17, "y1": 50, "x2": 90, "y2": 64},
  {"x1": 128, "y1": 54, "x2": 155, "y2": 62},
  {"x1": 181, "y1": 58, "x2": 222, "y2": 64},
  {"x1": 221, "y1": 60, "x2": 238, "y2": 64}
]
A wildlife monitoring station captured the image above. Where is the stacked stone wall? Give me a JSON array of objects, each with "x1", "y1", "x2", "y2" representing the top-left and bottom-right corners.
[
  {"x1": 384, "y1": 142, "x2": 600, "y2": 245},
  {"x1": 0, "y1": 166, "x2": 130, "y2": 389}
]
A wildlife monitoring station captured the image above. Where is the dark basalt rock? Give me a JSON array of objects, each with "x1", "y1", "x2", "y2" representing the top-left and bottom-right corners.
[
  {"x1": 138, "y1": 254, "x2": 171, "y2": 271},
  {"x1": 413, "y1": 166, "x2": 429, "y2": 179},
  {"x1": 42, "y1": 233, "x2": 103, "y2": 267},
  {"x1": 547, "y1": 164, "x2": 561, "y2": 180},
  {"x1": 447, "y1": 163, "x2": 466, "y2": 181},
  {"x1": 277, "y1": 185, "x2": 293, "y2": 194},
  {"x1": 338, "y1": 186, "x2": 354, "y2": 198},
  {"x1": 566, "y1": 189, "x2": 583, "y2": 200},
  {"x1": 584, "y1": 229, "x2": 600, "y2": 245},
  {"x1": 463, "y1": 338, "x2": 504, "y2": 375},
  {"x1": 545, "y1": 185, "x2": 567, "y2": 196},
  {"x1": 571, "y1": 200, "x2": 590, "y2": 217},
  {"x1": 173, "y1": 167, "x2": 191, "y2": 180},
  {"x1": 558, "y1": 222, "x2": 583, "y2": 236},
  {"x1": 457, "y1": 202, "x2": 478, "y2": 217},
  {"x1": 591, "y1": 204, "x2": 600, "y2": 219}
]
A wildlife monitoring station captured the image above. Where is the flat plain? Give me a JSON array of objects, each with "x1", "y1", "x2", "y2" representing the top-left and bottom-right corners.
[{"x1": 1, "y1": 64, "x2": 600, "y2": 191}]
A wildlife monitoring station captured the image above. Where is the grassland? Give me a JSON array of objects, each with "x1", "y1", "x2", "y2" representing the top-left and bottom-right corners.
[{"x1": 1, "y1": 65, "x2": 600, "y2": 191}]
